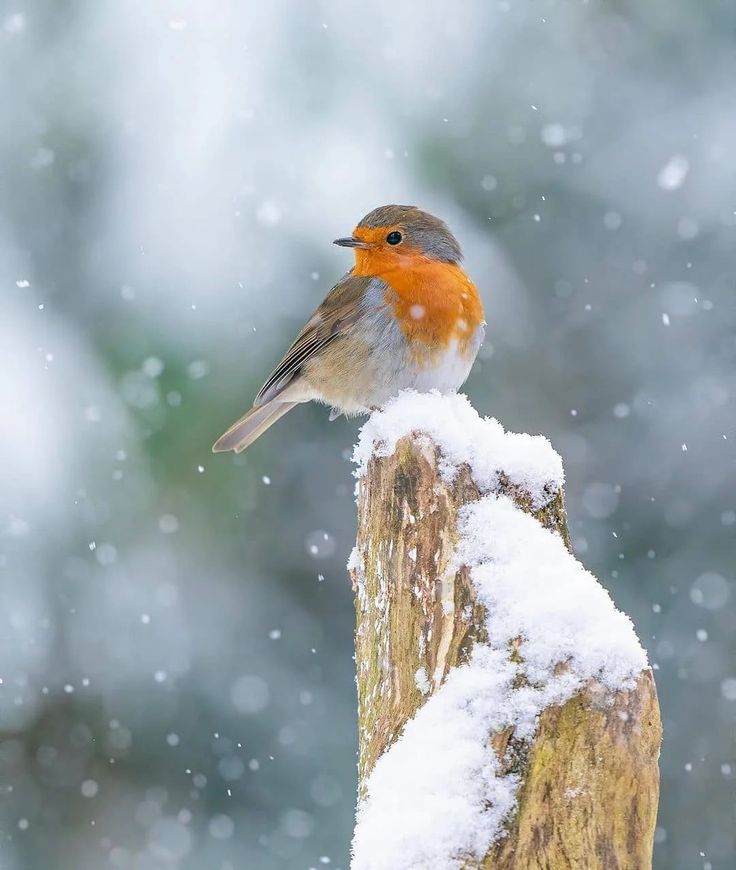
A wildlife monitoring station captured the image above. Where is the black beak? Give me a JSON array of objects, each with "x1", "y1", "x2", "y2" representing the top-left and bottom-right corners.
[{"x1": 333, "y1": 236, "x2": 368, "y2": 249}]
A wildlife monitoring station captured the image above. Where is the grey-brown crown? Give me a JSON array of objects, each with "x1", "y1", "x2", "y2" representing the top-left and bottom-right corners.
[{"x1": 357, "y1": 204, "x2": 463, "y2": 263}]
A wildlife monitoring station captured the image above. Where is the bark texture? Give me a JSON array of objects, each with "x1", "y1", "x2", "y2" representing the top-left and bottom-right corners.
[{"x1": 350, "y1": 434, "x2": 661, "y2": 870}]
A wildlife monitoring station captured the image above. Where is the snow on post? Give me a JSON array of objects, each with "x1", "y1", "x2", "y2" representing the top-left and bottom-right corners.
[{"x1": 349, "y1": 391, "x2": 661, "y2": 870}]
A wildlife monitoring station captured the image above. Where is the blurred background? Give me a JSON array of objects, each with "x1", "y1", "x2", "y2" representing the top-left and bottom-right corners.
[{"x1": 1, "y1": 1, "x2": 734, "y2": 867}]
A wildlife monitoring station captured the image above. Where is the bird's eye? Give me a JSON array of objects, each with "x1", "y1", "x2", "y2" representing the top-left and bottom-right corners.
[{"x1": 386, "y1": 231, "x2": 402, "y2": 245}]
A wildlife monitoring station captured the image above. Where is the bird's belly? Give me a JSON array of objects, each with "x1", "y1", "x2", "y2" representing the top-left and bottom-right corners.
[
  {"x1": 407, "y1": 336, "x2": 480, "y2": 393},
  {"x1": 304, "y1": 312, "x2": 484, "y2": 414}
]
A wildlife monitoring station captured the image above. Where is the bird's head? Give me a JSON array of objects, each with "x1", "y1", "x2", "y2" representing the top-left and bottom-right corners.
[{"x1": 334, "y1": 205, "x2": 462, "y2": 271}]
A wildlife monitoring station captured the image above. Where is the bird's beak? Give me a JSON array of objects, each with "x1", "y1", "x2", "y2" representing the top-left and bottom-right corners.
[{"x1": 333, "y1": 236, "x2": 369, "y2": 249}]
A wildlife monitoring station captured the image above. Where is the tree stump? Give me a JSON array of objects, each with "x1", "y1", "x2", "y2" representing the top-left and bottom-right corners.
[{"x1": 349, "y1": 394, "x2": 661, "y2": 870}]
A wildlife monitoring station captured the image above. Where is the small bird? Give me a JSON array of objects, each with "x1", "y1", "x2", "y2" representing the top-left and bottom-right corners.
[{"x1": 212, "y1": 204, "x2": 485, "y2": 453}]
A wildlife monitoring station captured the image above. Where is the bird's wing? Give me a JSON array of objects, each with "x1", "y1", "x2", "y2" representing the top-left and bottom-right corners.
[{"x1": 254, "y1": 273, "x2": 379, "y2": 405}]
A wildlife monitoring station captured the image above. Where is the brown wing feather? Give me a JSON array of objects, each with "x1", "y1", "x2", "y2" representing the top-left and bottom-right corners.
[{"x1": 254, "y1": 273, "x2": 375, "y2": 405}]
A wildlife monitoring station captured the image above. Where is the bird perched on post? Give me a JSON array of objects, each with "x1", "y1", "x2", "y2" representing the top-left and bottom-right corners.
[{"x1": 212, "y1": 204, "x2": 485, "y2": 453}]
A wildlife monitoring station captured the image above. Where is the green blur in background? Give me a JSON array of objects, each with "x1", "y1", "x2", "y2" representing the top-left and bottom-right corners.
[{"x1": 1, "y1": 1, "x2": 735, "y2": 867}]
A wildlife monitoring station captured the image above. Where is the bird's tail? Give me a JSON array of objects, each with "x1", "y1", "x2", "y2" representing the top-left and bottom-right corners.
[{"x1": 212, "y1": 401, "x2": 297, "y2": 453}]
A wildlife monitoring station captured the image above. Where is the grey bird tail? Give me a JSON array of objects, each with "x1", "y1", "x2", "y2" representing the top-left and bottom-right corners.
[{"x1": 212, "y1": 401, "x2": 297, "y2": 453}]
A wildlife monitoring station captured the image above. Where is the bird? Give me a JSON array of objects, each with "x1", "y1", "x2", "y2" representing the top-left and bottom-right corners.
[{"x1": 212, "y1": 204, "x2": 485, "y2": 453}]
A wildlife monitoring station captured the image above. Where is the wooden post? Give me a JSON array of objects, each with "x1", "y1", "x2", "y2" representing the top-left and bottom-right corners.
[{"x1": 349, "y1": 404, "x2": 661, "y2": 870}]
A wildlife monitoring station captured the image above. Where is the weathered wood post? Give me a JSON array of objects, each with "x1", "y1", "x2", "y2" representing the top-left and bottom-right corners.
[{"x1": 349, "y1": 392, "x2": 661, "y2": 870}]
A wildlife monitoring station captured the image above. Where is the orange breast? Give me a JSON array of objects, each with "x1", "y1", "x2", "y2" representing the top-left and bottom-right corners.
[{"x1": 353, "y1": 250, "x2": 484, "y2": 356}]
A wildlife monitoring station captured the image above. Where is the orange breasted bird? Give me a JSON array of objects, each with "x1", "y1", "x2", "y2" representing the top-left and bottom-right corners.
[{"x1": 212, "y1": 204, "x2": 485, "y2": 453}]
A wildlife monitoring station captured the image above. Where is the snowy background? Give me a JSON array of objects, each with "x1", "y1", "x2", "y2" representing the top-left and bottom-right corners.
[{"x1": 1, "y1": 1, "x2": 735, "y2": 868}]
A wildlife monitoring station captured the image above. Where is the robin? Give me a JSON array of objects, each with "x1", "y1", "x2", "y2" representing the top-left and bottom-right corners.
[{"x1": 212, "y1": 204, "x2": 485, "y2": 453}]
